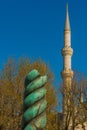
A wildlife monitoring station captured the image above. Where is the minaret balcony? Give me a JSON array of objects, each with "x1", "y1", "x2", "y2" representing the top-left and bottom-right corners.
[
  {"x1": 61, "y1": 69, "x2": 74, "y2": 78},
  {"x1": 62, "y1": 47, "x2": 73, "y2": 56}
]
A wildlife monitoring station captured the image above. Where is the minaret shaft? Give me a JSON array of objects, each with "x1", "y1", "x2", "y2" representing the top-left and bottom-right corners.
[
  {"x1": 61, "y1": 4, "x2": 74, "y2": 113},
  {"x1": 64, "y1": 55, "x2": 71, "y2": 70},
  {"x1": 62, "y1": 3, "x2": 73, "y2": 75},
  {"x1": 64, "y1": 31, "x2": 71, "y2": 47}
]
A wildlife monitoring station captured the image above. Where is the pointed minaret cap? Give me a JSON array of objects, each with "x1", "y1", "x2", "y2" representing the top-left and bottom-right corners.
[{"x1": 64, "y1": 3, "x2": 71, "y2": 31}]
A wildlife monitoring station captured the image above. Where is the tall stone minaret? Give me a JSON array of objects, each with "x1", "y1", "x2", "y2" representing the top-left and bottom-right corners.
[{"x1": 61, "y1": 4, "x2": 74, "y2": 113}]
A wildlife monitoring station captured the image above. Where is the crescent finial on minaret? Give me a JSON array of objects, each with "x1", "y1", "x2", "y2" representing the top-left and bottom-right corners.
[{"x1": 65, "y1": 3, "x2": 71, "y2": 31}]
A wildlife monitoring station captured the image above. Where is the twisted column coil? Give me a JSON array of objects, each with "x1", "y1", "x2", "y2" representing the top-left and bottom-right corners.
[{"x1": 22, "y1": 69, "x2": 47, "y2": 130}]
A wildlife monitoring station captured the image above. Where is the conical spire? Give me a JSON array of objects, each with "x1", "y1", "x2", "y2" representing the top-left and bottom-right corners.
[{"x1": 65, "y1": 3, "x2": 71, "y2": 30}]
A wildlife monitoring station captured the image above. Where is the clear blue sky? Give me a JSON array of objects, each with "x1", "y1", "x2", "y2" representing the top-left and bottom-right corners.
[{"x1": 0, "y1": 0, "x2": 87, "y2": 86}]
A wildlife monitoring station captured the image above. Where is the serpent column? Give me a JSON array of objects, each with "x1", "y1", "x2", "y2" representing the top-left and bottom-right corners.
[{"x1": 22, "y1": 69, "x2": 47, "y2": 130}]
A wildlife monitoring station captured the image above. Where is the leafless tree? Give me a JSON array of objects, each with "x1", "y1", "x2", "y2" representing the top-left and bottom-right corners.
[{"x1": 59, "y1": 72, "x2": 87, "y2": 130}]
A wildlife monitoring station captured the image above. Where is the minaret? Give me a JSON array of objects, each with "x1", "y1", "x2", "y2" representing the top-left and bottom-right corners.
[{"x1": 61, "y1": 4, "x2": 74, "y2": 113}]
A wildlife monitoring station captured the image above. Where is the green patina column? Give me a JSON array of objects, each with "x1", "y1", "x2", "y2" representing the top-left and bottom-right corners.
[{"x1": 22, "y1": 69, "x2": 47, "y2": 130}]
